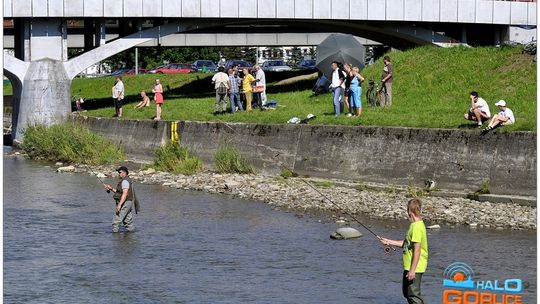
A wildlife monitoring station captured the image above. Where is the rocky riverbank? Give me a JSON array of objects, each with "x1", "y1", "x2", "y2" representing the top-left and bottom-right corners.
[
  {"x1": 56, "y1": 160, "x2": 535, "y2": 231},
  {"x1": 6, "y1": 150, "x2": 535, "y2": 230}
]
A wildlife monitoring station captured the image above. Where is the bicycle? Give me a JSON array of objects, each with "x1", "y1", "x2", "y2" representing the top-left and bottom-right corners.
[{"x1": 365, "y1": 80, "x2": 387, "y2": 107}]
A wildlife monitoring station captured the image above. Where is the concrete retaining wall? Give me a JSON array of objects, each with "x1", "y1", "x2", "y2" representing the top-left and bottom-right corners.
[
  {"x1": 73, "y1": 116, "x2": 536, "y2": 197},
  {"x1": 72, "y1": 116, "x2": 169, "y2": 158}
]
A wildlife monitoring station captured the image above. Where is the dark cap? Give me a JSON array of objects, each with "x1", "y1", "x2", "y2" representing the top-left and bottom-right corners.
[{"x1": 116, "y1": 166, "x2": 129, "y2": 174}]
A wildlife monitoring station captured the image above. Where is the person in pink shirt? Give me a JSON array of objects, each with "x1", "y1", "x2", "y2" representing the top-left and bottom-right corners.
[{"x1": 152, "y1": 79, "x2": 164, "y2": 120}]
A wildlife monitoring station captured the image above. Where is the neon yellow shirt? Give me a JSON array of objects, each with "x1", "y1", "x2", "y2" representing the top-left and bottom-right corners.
[{"x1": 402, "y1": 220, "x2": 428, "y2": 273}]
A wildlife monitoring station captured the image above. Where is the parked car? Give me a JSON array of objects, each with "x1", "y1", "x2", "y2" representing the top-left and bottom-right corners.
[
  {"x1": 109, "y1": 69, "x2": 131, "y2": 76},
  {"x1": 223, "y1": 60, "x2": 253, "y2": 73},
  {"x1": 261, "y1": 60, "x2": 292, "y2": 72},
  {"x1": 124, "y1": 68, "x2": 148, "y2": 75},
  {"x1": 297, "y1": 59, "x2": 317, "y2": 70},
  {"x1": 148, "y1": 63, "x2": 195, "y2": 74},
  {"x1": 192, "y1": 60, "x2": 217, "y2": 72}
]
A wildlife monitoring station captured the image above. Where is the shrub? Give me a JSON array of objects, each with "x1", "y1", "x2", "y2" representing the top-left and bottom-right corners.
[
  {"x1": 280, "y1": 167, "x2": 298, "y2": 178},
  {"x1": 214, "y1": 144, "x2": 254, "y2": 174},
  {"x1": 153, "y1": 141, "x2": 203, "y2": 175},
  {"x1": 21, "y1": 122, "x2": 124, "y2": 164}
]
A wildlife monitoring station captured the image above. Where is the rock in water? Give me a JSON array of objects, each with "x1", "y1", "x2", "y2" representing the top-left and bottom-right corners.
[
  {"x1": 56, "y1": 165, "x2": 75, "y2": 173},
  {"x1": 330, "y1": 227, "x2": 363, "y2": 240}
]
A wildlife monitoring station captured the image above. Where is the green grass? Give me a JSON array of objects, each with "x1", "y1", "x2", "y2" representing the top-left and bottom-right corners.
[
  {"x1": 5, "y1": 46, "x2": 536, "y2": 131},
  {"x1": 21, "y1": 122, "x2": 124, "y2": 164},
  {"x1": 153, "y1": 141, "x2": 204, "y2": 175},
  {"x1": 214, "y1": 143, "x2": 255, "y2": 174}
]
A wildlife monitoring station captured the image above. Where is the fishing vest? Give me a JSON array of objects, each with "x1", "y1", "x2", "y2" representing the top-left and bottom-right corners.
[{"x1": 114, "y1": 176, "x2": 134, "y2": 201}]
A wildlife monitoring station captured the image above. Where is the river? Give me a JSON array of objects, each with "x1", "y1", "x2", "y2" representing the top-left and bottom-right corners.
[{"x1": 3, "y1": 152, "x2": 537, "y2": 303}]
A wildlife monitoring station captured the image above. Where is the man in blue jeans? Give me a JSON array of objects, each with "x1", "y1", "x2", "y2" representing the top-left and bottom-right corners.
[
  {"x1": 228, "y1": 68, "x2": 243, "y2": 113},
  {"x1": 329, "y1": 61, "x2": 346, "y2": 116}
]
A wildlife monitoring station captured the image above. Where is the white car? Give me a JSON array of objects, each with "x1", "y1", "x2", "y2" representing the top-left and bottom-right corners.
[{"x1": 261, "y1": 60, "x2": 292, "y2": 72}]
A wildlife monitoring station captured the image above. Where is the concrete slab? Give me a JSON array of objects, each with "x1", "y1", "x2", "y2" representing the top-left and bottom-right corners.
[
  {"x1": 422, "y1": 0, "x2": 440, "y2": 22},
  {"x1": 458, "y1": 0, "x2": 476, "y2": 23},
  {"x1": 367, "y1": 0, "x2": 385, "y2": 20},
  {"x1": 313, "y1": 0, "x2": 331, "y2": 19},
  {"x1": 404, "y1": 0, "x2": 421, "y2": 21},
  {"x1": 493, "y1": 1, "x2": 510, "y2": 24},
  {"x1": 276, "y1": 0, "x2": 294, "y2": 19},
  {"x1": 350, "y1": 0, "x2": 368, "y2": 20},
  {"x1": 294, "y1": 0, "x2": 312, "y2": 19},
  {"x1": 510, "y1": 2, "x2": 528, "y2": 25},
  {"x1": 477, "y1": 194, "x2": 536, "y2": 207},
  {"x1": 65, "y1": 0, "x2": 84, "y2": 17},
  {"x1": 440, "y1": 0, "x2": 458, "y2": 23},
  {"x1": 386, "y1": 0, "x2": 404, "y2": 21},
  {"x1": 476, "y1": 1, "x2": 493, "y2": 24}
]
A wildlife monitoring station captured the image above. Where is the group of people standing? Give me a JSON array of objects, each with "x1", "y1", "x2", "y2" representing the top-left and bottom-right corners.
[
  {"x1": 329, "y1": 55, "x2": 394, "y2": 117},
  {"x1": 212, "y1": 64, "x2": 266, "y2": 114},
  {"x1": 329, "y1": 61, "x2": 365, "y2": 117},
  {"x1": 112, "y1": 76, "x2": 164, "y2": 120}
]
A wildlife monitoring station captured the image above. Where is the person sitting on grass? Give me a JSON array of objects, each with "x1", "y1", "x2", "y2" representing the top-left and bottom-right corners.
[
  {"x1": 481, "y1": 100, "x2": 515, "y2": 135},
  {"x1": 134, "y1": 91, "x2": 151, "y2": 109},
  {"x1": 464, "y1": 91, "x2": 491, "y2": 128}
]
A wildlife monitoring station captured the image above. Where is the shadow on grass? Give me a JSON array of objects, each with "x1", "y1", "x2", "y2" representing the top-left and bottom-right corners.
[{"x1": 80, "y1": 70, "x2": 320, "y2": 110}]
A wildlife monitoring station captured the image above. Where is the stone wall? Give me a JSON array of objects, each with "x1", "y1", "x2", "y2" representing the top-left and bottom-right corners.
[{"x1": 74, "y1": 116, "x2": 537, "y2": 197}]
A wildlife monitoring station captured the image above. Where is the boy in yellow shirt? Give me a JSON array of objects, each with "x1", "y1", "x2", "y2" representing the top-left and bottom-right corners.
[{"x1": 379, "y1": 198, "x2": 428, "y2": 304}]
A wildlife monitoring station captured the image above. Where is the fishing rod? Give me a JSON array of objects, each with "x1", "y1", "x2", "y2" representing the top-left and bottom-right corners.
[
  {"x1": 273, "y1": 153, "x2": 396, "y2": 253},
  {"x1": 86, "y1": 166, "x2": 112, "y2": 193}
]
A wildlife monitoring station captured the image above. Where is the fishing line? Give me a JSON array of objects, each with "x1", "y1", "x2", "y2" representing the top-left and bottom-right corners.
[
  {"x1": 274, "y1": 154, "x2": 396, "y2": 253},
  {"x1": 86, "y1": 166, "x2": 112, "y2": 193}
]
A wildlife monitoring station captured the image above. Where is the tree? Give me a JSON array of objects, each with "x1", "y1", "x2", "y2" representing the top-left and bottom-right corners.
[{"x1": 288, "y1": 46, "x2": 303, "y2": 66}]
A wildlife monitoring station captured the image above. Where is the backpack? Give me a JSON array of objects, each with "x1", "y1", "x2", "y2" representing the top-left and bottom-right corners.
[{"x1": 217, "y1": 82, "x2": 227, "y2": 95}]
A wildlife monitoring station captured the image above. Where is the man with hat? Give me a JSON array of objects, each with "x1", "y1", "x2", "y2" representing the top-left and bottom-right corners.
[
  {"x1": 481, "y1": 100, "x2": 515, "y2": 135},
  {"x1": 104, "y1": 166, "x2": 139, "y2": 232}
]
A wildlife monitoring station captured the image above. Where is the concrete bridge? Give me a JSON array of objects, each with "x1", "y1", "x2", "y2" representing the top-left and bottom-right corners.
[{"x1": 3, "y1": 0, "x2": 537, "y2": 141}]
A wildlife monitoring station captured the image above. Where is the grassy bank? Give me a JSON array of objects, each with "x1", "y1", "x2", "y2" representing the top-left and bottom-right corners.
[
  {"x1": 21, "y1": 122, "x2": 124, "y2": 165},
  {"x1": 5, "y1": 46, "x2": 536, "y2": 131}
]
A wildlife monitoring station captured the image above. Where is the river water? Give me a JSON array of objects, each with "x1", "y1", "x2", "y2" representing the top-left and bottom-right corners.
[{"x1": 3, "y1": 153, "x2": 537, "y2": 303}]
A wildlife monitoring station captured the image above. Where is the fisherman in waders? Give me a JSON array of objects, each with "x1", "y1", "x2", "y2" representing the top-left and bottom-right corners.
[{"x1": 104, "y1": 166, "x2": 140, "y2": 232}]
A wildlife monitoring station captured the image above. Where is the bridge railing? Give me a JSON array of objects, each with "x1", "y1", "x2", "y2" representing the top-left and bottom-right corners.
[{"x1": 3, "y1": 0, "x2": 536, "y2": 26}]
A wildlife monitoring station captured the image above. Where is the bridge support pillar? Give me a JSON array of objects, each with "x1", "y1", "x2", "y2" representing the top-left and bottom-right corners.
[
  {"x1": 14, "y1": 59, "x2": 71, "y2": 142},
  {"x1": 28, "y1": 19, "x2": 68, "y2": 61}
]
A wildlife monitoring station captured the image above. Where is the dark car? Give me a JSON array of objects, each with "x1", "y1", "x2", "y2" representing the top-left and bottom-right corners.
[
  {"x1": 297, "y1": 59, "x2": 317, "y2": 70},
  {"x1": 223, "y1": 60, "x2": 252, "y2": 73},
  {"x1": 192, "y1": 60, "x2": 217, "y2": 73},
  {"x1": 148, "y1": 63, "x2": 195, "y2": 74},
  {"x1": 261, "y1": 60, "x2": 292, "y2": 72},
  {"x1": 110, "y1": 69, "x2": 131, "y2": 76},
  {"x1": 124, "y1": 68, "x2": 148, "y2": 75}
]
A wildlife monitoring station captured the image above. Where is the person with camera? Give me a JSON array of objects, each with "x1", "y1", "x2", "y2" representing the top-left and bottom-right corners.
[{"x1": 104, "y1": 166, "x2": 139, "y2": 233}]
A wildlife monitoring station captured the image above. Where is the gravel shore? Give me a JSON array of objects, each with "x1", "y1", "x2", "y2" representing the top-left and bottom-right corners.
[
  {"x1": 7, "y1": 150, "x2": 534, "y2": 230},
  {"x1": 69, "y1": 162, "x2": 536, "y2": 231}
]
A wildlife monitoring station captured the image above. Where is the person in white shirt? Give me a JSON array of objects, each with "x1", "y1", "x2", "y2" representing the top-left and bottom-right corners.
[
  {"x1": 112, "y1": 76, "x2": 125, "y2": 117},
  {"x1": 212, "y1": 66, "x2": 230, "y2": 114},
  {"x1": 329, "y1": 61, "x2": 346, "y2": 116},
  {"x1": 481, "y1": 100, "x2": 515, "y2": 135},
  {"x1": 464, "y1": 91, "x2": 491, "y2": 128},
  {"x1": 253, "y1": 64, "x2": 266, "y2": 108}
]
